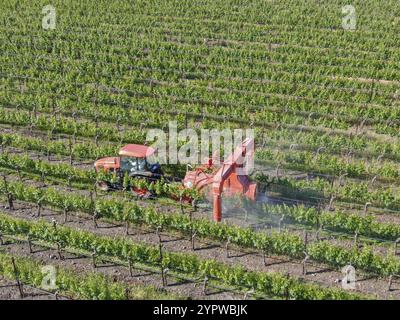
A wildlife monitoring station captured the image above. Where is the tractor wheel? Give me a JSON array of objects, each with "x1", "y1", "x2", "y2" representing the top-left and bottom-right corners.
[{"x1": 97, "y1": 181, "x2": 110, "y2": 192}]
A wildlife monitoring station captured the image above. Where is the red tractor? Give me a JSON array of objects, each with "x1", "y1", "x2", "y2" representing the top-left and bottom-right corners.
[
  {"x1": 94, "y1": 139, "x2": 257, "y2": 222},
  {"x1": 94, "y1": 144, "x2": 163, "y2": 196}
]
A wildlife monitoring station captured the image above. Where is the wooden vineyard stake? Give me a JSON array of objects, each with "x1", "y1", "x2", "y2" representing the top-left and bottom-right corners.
[
  {"x1": 93, "y1": 210, "x2": 99, "y2": 228},
  {"x1": 11, "y1": 257, "x2": 24, "y2": 298},
  {"x1": 370, "y1": 176, "x2": 377, "y2": 186},
  {"x1": 92, "y1": 250, "x2": 97, "y2": 268},
  {"x1": 316, "y1": 224, "x2": 323, "y2": 241},
  {"x1": 7, "y1": 191, "x2": 14, "y2": 211},
  {"x1": 244, "y1": 288, "x2": 254, "y2": 300},
  {"x1": 302, "y1": 252, "x2": 309, "y2": 276},
  {"x1": 275, "y1": 164, "x2": 281, "y2": 178},
  {"x1": 161, "y1": 268, "x2": 169, "y2": 287},
  {"x1": 128, "y1": 259, "x2": 133, "y2": 277},
  {"x1": 3, "y1": 175, "x2": 14, "y2": 210},
  {"x1": 262, "y1": 247, "x2": 269, "y2": 267},
  {"x1": 72, "y1": 131, "x2": 77, "y2": 145},
  {"x1": 89, "y1": 191, "x2": 96, "y2": 224},
  {"x1": 225, "y1": 237, "x2": 231, "y2": 258},
  {"x1": 202, "y1": 276, "x2": 208, "y2": 296},
  {"x1": 261, "y1": 129, "x2": 266, "y2": 148},
  {"x1": 191, "y1": 231, "x2": 197, "y2": 251},
  {"x1": 57, "y1": 242, "x2": 64, "y2": 260},
  {"x1": 63, "y1": 207, "x2": 69, "y2": 224},
  {"x1": 2, "y1": 175, "x2": 7, "y2": 191},
  {"x1": 29, "y1": 113, "x2": 34, "y2": 133},
  {"x1": 68, "y1": 138, "x2": 73, "y2": 165},
  {"x1": 388, "y1": 275, "x2": 394, "y2": 292},
  {"x1": 50, "y1": 125, "x2": 55, "y2": 139},
  {"x1": 327, "y1": 195, "x2": 336, "y2": 211},
  {"x1": 346, "y1": 150, "x2": 354, "y2": 164},
  {"x1": 27, "y1": 235, "x2": 33, "y2": 254},
  {"x1": 157, "y1": 241, "x2": 167, "y2": 287},
  {"x1": 185, "y1": 111, "x2": 188, "y2": 129},
  {"x1": 192, "y1": 199, "x2": 197, "y2": 211},
  {"x1": 363, "y1": 202, "x2": 371, "y2": 216},
  {"x1": 45, "y1": 143, "x2": 51, "y2": 161},
  {"x1": 40, "y1": 170, "x2": 46, "y2": 186},
  {"x1": 125, "y1": 221, "x2": 130, "y2": 236},
  {"x1": 16, "y1": 166, "x2": 22, "y2": 182},
  {"x1": 313, "y1": 147, "x2": 325, "y2": 161},
  {"x1": 284, "y1": 274, "x2": 290, "y2": 300},
  {"x1": 89, "y1": 190, "x2": 95, "y2": 205},
  {"x1": 329, "y1": 176, "x2": 335, "y2": 187},
  {"x1": 354, "y1": 232, "x2": 359, "y2": 250},
  {"x1": 278, "y1": 215, "x2": 285, "y2": 233},
  {"x1": 394, "y1": 238, "x2": 400, "y2": 255},
  {"x1": 67, "y1": 175, "x2": 72, "y2": 189},
  {"x1": 179, "y1": 196, "x2": 184, "y2": 215},
  {"x1": 125, "y1": 288, "x2": 130, "y2": 300},
  {"x1": 52, "y1": 219, "x2": 57, "y2": 230},
  {"x1": 36, "y1": 198, "x2": 43, "y2": 217},
  {"x1": 158, "y1": 239, "x2": 164, "y2": 269},
  {"x1": 189, "y1": 211, "x2": 195, "y2": 244},
  {"x1": 188, "y1": 214, "x2": 194, "y2": 243},
  {"x1": 339, "y1": 173, "x2": 348, "y2": 187},
  {"x1": 359, "y1": 119, "x2": 367, "y2": 135},
  {"x1": 377, "y1": 153, "x2": 384, "y2": 163},
  {"x1": 94, "y1": 111, "x2": 99, "y2": 129},
  {"x1": 303, "y1": 230, "x2": 308, "y2": 248},
  {"x1": 156, "y1": 226, "x2": 162, "y2": 244}
]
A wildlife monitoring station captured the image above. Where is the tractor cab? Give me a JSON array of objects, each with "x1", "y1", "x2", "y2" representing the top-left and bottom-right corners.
[
  {"x1": 94, "y1": 144, "x2": 162, "y2": 178},
  {"x1": 118, "y1": 144, "x2": 162, "y2": 176}
]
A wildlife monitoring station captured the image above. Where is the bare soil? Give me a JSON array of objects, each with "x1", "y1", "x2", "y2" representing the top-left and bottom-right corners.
[
  {"x1": 2, "y1": 199, "x2": 400, "y2": 300},
  {"x1": 1, "y1": 127, "x2": 400, "y2": 299},
  {"x1": 0, "y1": 277, "x2": 69, "y2": 300}
]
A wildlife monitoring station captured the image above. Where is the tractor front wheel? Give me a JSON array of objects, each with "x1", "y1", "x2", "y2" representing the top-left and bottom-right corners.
[{"x1": 96, "y1": 181, "x2": 110, "y2": 192}]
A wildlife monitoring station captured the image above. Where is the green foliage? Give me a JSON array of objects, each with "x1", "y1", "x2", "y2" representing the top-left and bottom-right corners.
[
  {"x1": 0, "y1": 251, "x2": 178, "y2": 300},
  {"x1": 257, "y1": 174, "x2": 400, "y2": 211},
  {"x1": 0, "y1": 213, "x2": 365, "y2": 300},
  {"x1": 263, "y1": 203, "x2": 400, "y2": 241},
  {"x1": 0, "y1": 178, "x2": 397, "y2": 281}
]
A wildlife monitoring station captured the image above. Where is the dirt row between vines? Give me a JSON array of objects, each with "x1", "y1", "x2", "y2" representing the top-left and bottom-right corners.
[
  {"x1": 2, "y1": 162, "x2": 400, "y2": 264},
  {"x1": 2, "y1": 168, "x2": 398, "y2": 257},
  {"x1": 2, "y1": 197, "x2": 400, "y2": 300},
  {"x1": 0, "y1": 277, "x2": 69, "y2": 300}
]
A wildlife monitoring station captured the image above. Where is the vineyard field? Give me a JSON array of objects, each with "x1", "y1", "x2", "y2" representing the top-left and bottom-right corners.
[{"x1": 1, "y1": 0, "x2": 400, "y2": 303}]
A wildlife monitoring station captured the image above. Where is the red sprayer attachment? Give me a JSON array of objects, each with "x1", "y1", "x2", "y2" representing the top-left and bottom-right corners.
[{"x1": 183, "y1": 138, "x2": 257, "y2": 222}]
